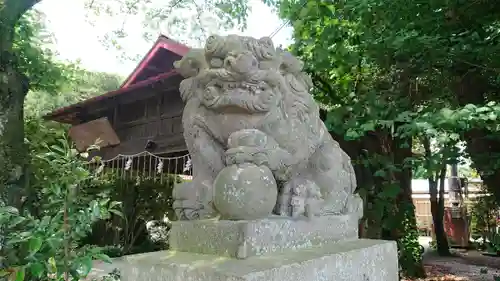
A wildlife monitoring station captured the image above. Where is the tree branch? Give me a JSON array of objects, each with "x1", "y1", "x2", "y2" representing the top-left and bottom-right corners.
[
  {"x1": 422, "y1": 136, "x2": 436, "y2": 183},
  {"x1": 3, "y1": 0, "x2": 40, "y2": 25},
  {"x1": 0, "y1": 0, "x2": 40, "y2": 52}
]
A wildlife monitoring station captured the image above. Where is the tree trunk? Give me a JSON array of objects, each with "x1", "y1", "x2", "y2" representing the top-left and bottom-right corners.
[
  {"x1": 0, "y1": 0, "x2": 40, "y2": 207},
  {"x1": 430, "y1": 184, "x2": 450, "y2": 255},
  {"x1": 422, "y1": 137, "x2": 451, "y2": 256},
  {"x1": 437, "y1": 164, "x2": 450, "y2": 253},
  {"x1": 0, "y1": 53, "x2": 30, "y2": 208},
  {"x1": 395, "y1": 131, "x2": 426, "y2": 278},
  {"x1": 430, "y1": 167, "x2": 450, "y2": 256}
]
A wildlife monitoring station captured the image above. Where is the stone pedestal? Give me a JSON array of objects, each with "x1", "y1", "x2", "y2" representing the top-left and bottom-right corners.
[
  {"x1": 124, "y1": 239, "x2": 398, "y2": 281},
  {"x1": 169, "y1": 214, "x2": 359, "y2": 259},
  {"x1": 123, "y1": 216, "x2": 399, "y2": 281}
]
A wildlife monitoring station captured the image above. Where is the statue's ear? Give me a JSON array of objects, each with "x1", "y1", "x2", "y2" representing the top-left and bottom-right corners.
[{"x1": 258, "y1": 36, "x2": 274, "y2": 48}]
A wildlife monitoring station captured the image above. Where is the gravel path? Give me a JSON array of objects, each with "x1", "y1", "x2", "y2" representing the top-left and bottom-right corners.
[
  {"x1": 414, "y1": 238, "x2": 500, "y2": 281},
  {"x1": 423, "y1": 259, "x2": 500, "y2": 281}
]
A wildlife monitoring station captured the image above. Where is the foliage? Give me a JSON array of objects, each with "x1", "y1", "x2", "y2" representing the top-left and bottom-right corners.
[
  {"x1": 13, "y1": 8, "x2": 71, "y2": 93},
  {"x1": 470, "y1": 186, "x2": 499, "y2": 254},
  {"x1": 0, "y1": 137, "x2": 121, "y2": 281},
  {"x1": 82, "y1": 175, "x2": 181, "y2": 256},
  {"x1": 397, "y1": 206, "x2": 427, "y2": 277},
  {"x1": 332, "y1": 0, "x2": 500, "y2": 203},
  {"x1": 470, "y1": 196, "x2": 498, "y2": 236},
  {"x1": 14, "y1": 7, "x2": 124, "y2": 118},
  {"x1": 276, "y1": 0, "x2": 500, "y2": 275},
  {"x1": 487, "y1": 232, "x2": 500, "y2": 255},
  {"x1": 18, "y1": 8, "x2": 124, "y2": 118},
  {"x1": 25, "y1": 68, "x2": 123, "y2": 118},
  {"x1": 83, "y1": 0, "x2": 271, "y2": 55},
  {"x1": 277, "y1": 0, "x2": 425, "y2": 276}
]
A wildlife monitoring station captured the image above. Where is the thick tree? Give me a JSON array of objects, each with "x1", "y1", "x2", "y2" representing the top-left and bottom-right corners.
[
  {"x1": 421, "y1": 136, "x2": 452, "y2": 256},
  {"x1": 276, "y1": 0, "x2": 500, "y2": 276},
  {"x1": 0, "y1": 0, "x2": 44, "y2": 207}
]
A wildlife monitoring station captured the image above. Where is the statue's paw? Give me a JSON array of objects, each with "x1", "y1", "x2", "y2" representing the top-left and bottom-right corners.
[
  {"x1": 266, "y1": 149, "x2": 294, "y2": 181},
  {"x1": 225, "y1": 146, "x2": 268, "y2": 166},
  {"x1": 172, "y1": 181, "x2": 217, "y2": 220},
  {"x1": 173, "y1": 200, "x2": 202, "y2": 220},
  {"x1": 173, "y1": 200, "x2": 217, "y2": 220}
]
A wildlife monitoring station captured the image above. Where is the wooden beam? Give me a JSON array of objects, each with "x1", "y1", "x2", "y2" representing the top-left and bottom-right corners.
[{"x1": 99, "y1": 134, "x2": 186, "y2": 161}]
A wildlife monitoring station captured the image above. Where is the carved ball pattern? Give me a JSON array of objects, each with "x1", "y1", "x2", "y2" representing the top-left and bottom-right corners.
[{"x1": 213, "y1": 163, "x2": 278, "y2": 220}]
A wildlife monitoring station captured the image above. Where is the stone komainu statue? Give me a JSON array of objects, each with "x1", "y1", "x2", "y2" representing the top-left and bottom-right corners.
[{"x1": 172, "y1": 34, "x2": 363, "y2": 221}]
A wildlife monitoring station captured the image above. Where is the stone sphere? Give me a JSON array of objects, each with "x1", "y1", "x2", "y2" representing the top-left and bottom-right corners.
[{"x1": 213, "y1": 163, "x2": 278, "y2": 220}]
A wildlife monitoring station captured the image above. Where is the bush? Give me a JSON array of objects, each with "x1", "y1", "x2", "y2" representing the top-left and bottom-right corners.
[
  {"x1": 469, "y1": 188, "x2": 498, "y2": 242},
  {"x1": 0, "y1": 133, "x2": 120, "y2": 280},
  {"x1": 81, "y1": 175, "x2": 180, "y2": 256},
  {"x1": 486, "y1": 232, "x2": 500, "y2": 255}
]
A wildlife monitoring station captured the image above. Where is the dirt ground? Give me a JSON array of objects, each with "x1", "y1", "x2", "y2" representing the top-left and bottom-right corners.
[{"x1": 404, "y1": 249, "x2": 500, "y2": 281}]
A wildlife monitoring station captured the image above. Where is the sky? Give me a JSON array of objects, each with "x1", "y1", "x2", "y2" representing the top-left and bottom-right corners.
[{"x1": 36, "y1": 0, "x2": 293, "y2": 76}]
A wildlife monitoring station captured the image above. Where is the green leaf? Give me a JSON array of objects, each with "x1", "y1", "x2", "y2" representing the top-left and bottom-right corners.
[
  {"x1": 48, "y1": 257, "x2": 57, "y2": 273},
  {"x1": 91, "y1": 200, "x2": 100, "y2": 217},
  {"x1": 109, "y1": 209, "x2": 124, "y2": 217},
  {"x1": 8, "y1": 216, "x2": 26, "y2": 228},
  {"x1": 49, "y1": 144, "x2": 65, "y2": 154},
  {"x1": 95, "y1": 253, "x2": 113, "y2": 264},
  {"x1": 29, "y1": 263, "x2": 44, "y2": 278},
  {"x1": 109, "y1": 201, "x2": 122, "y2": 208},
  {"x1": 361, "y1": 121, "x2": 375, "y2": 132},
  {"x1": 15, "y1": 267, "x2": 25, "y2": 281},
  {"x1": 379, "y1": 184, "x2": 401, "y2": 199},
  {"x1": 345, "y1": 129, "x2": 360, "y2": 140},
  {"x1": 0, "y1": 270, "x2": 9, "y2": 277},
  {"x1": 28, "y1": 237, "x2": 43, "y2": 255},
  {"x1": 373, "y1": 169, "x2": 386, "y2": 177},
  {"x1": 0, "y1": 206, "x2": 19, "y2": 215},
  {"x1": 77, "y1": 256, "x2": 93, "y2": 277}
]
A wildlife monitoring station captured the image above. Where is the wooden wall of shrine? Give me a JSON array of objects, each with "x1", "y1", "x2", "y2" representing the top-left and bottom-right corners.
[
  {"x1": 68, "y1": 74, "x2": 187, "y2": 160},
  {"x1": 46, "y1": 35, "x2": 191, "y2": 162}
]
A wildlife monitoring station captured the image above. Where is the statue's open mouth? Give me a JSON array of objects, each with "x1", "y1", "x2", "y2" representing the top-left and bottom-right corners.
[
  {"x1": 208, "y1": 80, "x2": 261, "y2": 93},
  {"x1": 202, "y1": 83, "x2": 275, "y2": 113}
]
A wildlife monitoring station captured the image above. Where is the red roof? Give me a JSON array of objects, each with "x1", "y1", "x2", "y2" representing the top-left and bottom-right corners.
[
  {"x1": 44, "y1": 35, "x2": 190, "y2": 124},
  {"x1": 120, "y1": 35, "x2": 189, "y2": 88}
]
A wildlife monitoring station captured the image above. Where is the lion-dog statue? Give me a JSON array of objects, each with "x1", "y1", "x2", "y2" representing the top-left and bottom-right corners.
[{"x1": 171, "y1": 34, "x2": 362, "y2": 221}]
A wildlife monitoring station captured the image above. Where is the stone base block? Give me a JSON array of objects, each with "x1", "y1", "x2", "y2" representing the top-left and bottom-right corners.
[
  {"x1": 169, "y1": 214, "x2": 358, "y2": 259},
  {"x1": 124, "y1": 239, "x2": 398, "y2": 281}
]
